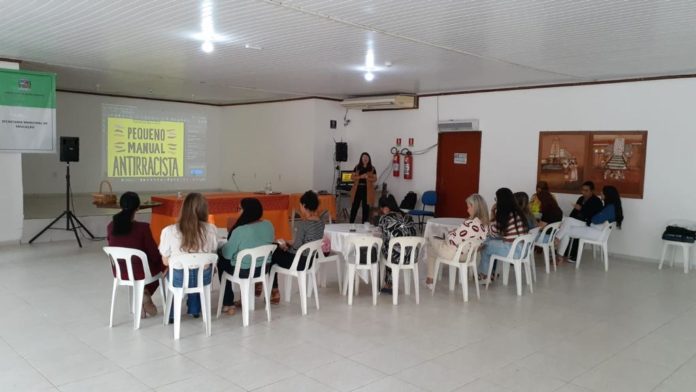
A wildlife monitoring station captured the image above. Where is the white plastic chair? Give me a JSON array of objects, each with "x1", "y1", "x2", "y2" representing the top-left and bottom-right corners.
[
  {"x1": 533, "y1": 222, "x2": 561, "y2": 277},
  {"x1": 164, "y1": 253, "x2": 218, "y2": 340},
  {"x1": 575, "y1": 222, "x2": 616, "y2": 271},
  {"x1": 346, "y1": 236, "x2": 383, "y2": 306},
  {"x1": 103, "y1": 247, "x2": 165, "y2": 330},
  {"x1": 659, "y1": 220, "x2": 696, "y2": 274},
  {"x1": 381, "y1": 236, "x2": 425, "y2": 305},
  {"x1": 270, "y1": 240, "x2": 322, "y2": 315},
  {"x1": 216, "y1": 244, "x2": 276, "y2": 326},
  {"x1": 432, "y1": 242, "x2": 481, "y2": 302},
  {"x1": 486, "y1": 232, "x2": 537, "y2": 296}
]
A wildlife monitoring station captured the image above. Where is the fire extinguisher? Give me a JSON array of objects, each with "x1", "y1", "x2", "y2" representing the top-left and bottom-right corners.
[
  {"x1": 403, "y1": 150, "x2": 413, "y2": 180},
  {"x1": 391, "y1": 147, "x2": 400, "y2": 177}
]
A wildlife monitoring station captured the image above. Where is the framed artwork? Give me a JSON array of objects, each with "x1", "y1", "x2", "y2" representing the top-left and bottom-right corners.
[{"x1": 537, "y1": 131, "x2": 647, "y2": 198}]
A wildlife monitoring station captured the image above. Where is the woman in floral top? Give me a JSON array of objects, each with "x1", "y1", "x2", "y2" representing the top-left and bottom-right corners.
[
  {"x1": 378, "y1": 195, "x2": 417, "y2": 293},
  {"x1": 425, "y1": 194, "x2": 489, "y2": 289}
]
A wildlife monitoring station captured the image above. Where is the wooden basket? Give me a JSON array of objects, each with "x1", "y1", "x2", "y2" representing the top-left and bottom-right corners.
[{"x1": 92, "y1": 180, "x2": 117, "y2": 206}]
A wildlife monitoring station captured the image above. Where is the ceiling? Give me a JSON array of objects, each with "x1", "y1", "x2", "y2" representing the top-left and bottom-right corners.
[{"x1": 2, "y1": 0, "x2": 696, "y2": 105}]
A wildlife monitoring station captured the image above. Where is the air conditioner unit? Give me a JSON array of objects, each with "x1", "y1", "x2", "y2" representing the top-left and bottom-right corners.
[
  {"x1": 340, "y1": 95, "x2": 416, "y2": 110},
  {"x1": 438, "y1": 119, "x2": 479, "y2": 132}
]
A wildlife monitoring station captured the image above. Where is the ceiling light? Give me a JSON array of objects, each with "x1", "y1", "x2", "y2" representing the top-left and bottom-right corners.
[
  {"x1": 202, "y1": 41, "x2": 214, "y2": 53},
  {"x1": 364, "y1": 72, "x2": 375, "y2": 82},
  {"x1": 245, "y1": 43, "x2": 263, "y2": 50},
  {"x1": 365, "y1": 49, "x2": 375, "y2": 69}
]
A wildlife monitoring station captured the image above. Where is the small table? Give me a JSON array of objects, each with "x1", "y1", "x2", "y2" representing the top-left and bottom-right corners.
[
  {"x1": 324, "y1": 223, "x2": 381, "y2": 289},
  {"x1": 324, "y1": 223, "x2": 380, "y2": 258}
]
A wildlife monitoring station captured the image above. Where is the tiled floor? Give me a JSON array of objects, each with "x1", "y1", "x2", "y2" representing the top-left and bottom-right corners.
[{"x1": 1, "y1": 240, "x2": 696, "y2": 391}]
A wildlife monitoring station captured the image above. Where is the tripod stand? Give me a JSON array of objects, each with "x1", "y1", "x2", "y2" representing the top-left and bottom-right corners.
[{"x1": 29, "y1": 163, "x2": 95, "y2": 247}]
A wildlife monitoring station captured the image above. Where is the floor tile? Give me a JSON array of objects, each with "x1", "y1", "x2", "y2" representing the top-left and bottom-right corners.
[
  {"x1": 572, "y1": 356, "x2": 673, "y2": 392},
  {"x1": 305, "y1": 358, "x2": 385, "y2": 392}
]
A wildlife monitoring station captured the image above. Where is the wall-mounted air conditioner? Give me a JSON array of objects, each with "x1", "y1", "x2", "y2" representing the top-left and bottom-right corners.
[
  {"x1": 340, "y1": 95, "x2": 417, "y2": 110},
  {"x1": 438, "y1": 119, "x2": 480, "y2": 132}
]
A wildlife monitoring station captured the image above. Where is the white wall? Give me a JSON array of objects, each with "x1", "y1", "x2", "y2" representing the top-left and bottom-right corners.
[
  {"x1": 220, "y1": 99, "x2": 346, "y2": 194},
  {"x1": 22, "y1": 92, "x2": 223, "y2": 194},
  {"x1": 0, "y1": 61, "x2": 23, "y2": 244},
  {"x1": 344, "y1": 79, "x2": 696, "y2": 261}
]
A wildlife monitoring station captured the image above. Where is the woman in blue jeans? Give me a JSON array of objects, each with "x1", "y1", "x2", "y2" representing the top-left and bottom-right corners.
[
  {"x1": 478, "y1": 188, "x2": 529, "y2": 283},
  {"x1": 159, "y1": 192, "x2": 219, "y2": 317}
]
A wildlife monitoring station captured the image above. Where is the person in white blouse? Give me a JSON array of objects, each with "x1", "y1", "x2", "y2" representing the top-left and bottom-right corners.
[
  {"x1": 159, "y1": 192, "x2": 219, "y2": 318},
  {"x1": 425, "y1": 194, "x2": 489, "y2": 290}
]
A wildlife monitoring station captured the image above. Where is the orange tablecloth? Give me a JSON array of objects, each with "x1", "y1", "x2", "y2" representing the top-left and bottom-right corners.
[
  {"x1": 288, "y1": 193, "x2": 337, "y2": 220},
  {"x1": 150, "y1": 192, "x2": 291, "y2": 243}
]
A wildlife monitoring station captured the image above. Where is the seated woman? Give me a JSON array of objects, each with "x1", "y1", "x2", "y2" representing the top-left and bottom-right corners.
[
  {"x1": 536, "y1": 185, "x2": 563, "y2": 227},
  {"x1": 159, "y1": 192, "x2": 219, "y2": 318},
  {"x1": 217, "y1": 198, "x2": 274, "y2": 315},
  {"x1": 514, "y1": 192, "x2": 537, "y2": 229},
  {"x1": 555, "y1": 185, "x2": 623, "y2": 260},
  {"x1": 377, "y1": 195, "x2": 417, "y2": 293},
  {"x1": 530, "y1": 181, "x2": 553, "y2": 216},
  {"x1": 270, "y1": 190, "x2": 324, "y2": 303},
  {"x1": 425, "y1": 194, "x2": 489, "y2": 289},
  {"x1": 478, "y1": 188, "x2": 529, "y2": 282},
  {"x1": 107, "y1": 192, "x2": 162, "y2": 317}
]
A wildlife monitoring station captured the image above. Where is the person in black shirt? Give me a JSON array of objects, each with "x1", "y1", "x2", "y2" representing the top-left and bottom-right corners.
[
  {"x1": 349, "y1": 152, "x2": 377, "y2": 223},
  {"x1": 570, "y1": 181, "x2": 604, "y2": 224},
  {"x1": 563, "y1": 181, "x2": 603, "y2": 261}
]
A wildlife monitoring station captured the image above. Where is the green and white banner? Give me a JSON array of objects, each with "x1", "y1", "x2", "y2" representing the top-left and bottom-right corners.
[{"x1": 0, "y1": 69, "x2": 56, "y2": 152}]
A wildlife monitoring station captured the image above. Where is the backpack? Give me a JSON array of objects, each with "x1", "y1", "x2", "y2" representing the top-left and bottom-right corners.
[
  {"x1": 400, "y1": 192, "x2": 417, "y2": 210},
  {"x1": 662, "y1": 225, "x2": 696, "y2": 243}
]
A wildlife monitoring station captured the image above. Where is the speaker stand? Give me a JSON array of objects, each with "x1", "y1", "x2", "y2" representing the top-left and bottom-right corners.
[{"x1": 29, "y1": 163, "x2": 95, "y2": 247}]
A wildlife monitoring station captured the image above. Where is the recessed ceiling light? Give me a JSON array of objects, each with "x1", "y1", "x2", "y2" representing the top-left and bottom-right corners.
[
  {"x1": 364, "y1": 72, "x2": 375, "y2": 82},
  {"x1": 202, "y1": 41, "x2": 214, "y2": 53},
  {"x1": 244, "y1": 43, "x2": 263, "y2": 50}
]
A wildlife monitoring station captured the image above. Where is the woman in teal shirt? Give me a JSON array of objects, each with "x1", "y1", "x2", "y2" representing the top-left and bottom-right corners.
[{"x1": 217, "y1": 198, "x2": 274, "y2": 316}]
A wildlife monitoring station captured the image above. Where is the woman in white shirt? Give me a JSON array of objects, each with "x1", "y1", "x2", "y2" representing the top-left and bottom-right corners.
[
  {"x1": 425, "y1": 194, "x2": 489, "y2": 289},
  {"x1": 159, "y1": 192, "x2": 219, "y2": 318}
]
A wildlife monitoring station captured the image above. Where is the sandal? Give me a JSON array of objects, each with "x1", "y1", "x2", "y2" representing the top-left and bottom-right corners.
[
  {"x1": 221, "y1": 306, "x2": 236, "y2": 315},
  {"x1": 270, "y1": 288, "x2": 281, "y2": 304}
]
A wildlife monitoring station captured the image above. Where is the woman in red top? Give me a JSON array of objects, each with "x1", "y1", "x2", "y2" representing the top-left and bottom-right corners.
[{"x1": 107, "y1": 192, "x2": 163, "y2": 317}]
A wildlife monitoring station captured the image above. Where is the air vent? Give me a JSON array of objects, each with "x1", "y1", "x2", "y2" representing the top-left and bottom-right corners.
[{"x1": 438, "y1": 119, "x2": 480, "y2": 132}]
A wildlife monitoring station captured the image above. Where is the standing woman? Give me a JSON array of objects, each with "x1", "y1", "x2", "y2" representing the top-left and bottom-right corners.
[
  {"x1": 107, "y1": 192, "x2": 162, "y2": 317},
  {"x1": 159, "y1": 193, "x2": 219, "y2": 318},
  {"x1": 350, "y1": 152, "x2": 377, "y2": 223}
]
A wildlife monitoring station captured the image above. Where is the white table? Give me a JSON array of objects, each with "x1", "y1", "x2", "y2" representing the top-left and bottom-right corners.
[{"x1": 324, "y1": 223, "x2": 381, "y2": 289}]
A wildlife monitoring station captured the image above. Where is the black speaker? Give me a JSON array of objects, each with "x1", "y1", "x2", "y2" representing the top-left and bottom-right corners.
[
  {"x1": 60, "y1": 137, "x2": 79, "y2": 163},
  {"x1": 335, "y1": 142, "x2": 347, "y2": 162}
]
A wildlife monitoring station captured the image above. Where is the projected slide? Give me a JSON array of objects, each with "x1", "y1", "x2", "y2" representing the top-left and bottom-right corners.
[
  {"x1": 108, "y1": 118, "x2": 184, "y2": 177},
  {"x1": 103, "y1": 104, "x2": 207, "y2": 182}
]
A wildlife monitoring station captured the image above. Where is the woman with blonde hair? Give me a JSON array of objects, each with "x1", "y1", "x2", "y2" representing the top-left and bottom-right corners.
[
  {"x1": 159, "y1": 193, "x2": 219, "y2": 318},
  {"x1": 425, "y1": 194, "x2": 489, "y2": 289}
]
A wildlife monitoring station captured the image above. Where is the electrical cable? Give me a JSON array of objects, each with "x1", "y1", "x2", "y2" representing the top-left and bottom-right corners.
[{"x1": 231, "y1": 174, "x2": 242, "y2": 192}]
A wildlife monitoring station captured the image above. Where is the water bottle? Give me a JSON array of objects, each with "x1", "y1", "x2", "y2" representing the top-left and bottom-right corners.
[{"x1": 265, "y1": 181, "x2": 272, "y2": 194}]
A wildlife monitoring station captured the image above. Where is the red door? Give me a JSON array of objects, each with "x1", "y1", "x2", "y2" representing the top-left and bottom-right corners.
[{"x1": 435, "y1": 131, "x2": 482, "y2": 218}]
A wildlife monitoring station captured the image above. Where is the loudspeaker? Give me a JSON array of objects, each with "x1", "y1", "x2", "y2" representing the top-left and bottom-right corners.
[
  {"x1": 60, "y1": 137, "x2": 79, "y2": 163},
  {"x1": 335, "y1": 142, "x2": 348, "y2": 162}
]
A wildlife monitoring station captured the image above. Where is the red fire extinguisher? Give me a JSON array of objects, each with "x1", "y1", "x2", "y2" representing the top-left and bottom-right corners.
[
  {"x1": 391, "y1": 147, "x2": 400, "y2": 177},
  {"x1": 403, "y1": 150, "x2": 413, "y2": 180}
]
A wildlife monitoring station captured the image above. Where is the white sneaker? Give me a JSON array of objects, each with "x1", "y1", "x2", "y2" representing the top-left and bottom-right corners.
[{"x1": 425, "y1": 282, "x2": 434, "y2": 290}]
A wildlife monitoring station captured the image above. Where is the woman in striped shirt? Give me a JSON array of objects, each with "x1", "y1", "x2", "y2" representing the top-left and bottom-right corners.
[
  {"x1": 478, "y1": 188, "x2": 529, "y2": 283},
  {"x1": 270, "y1": 190, "x2": 325, "y2": 303}
]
